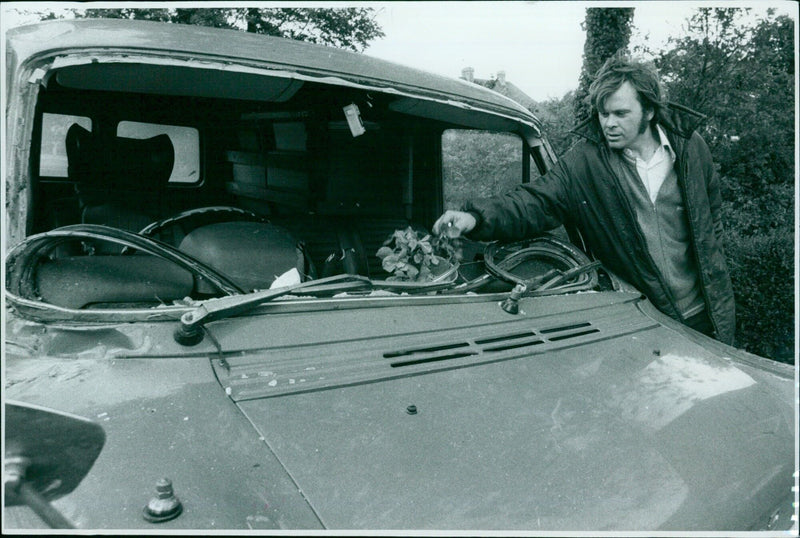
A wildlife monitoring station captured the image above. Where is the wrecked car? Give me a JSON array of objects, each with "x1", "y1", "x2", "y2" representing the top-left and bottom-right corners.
[{"x1": 3, "y1": 18, "x2": 796, "y2": 531}]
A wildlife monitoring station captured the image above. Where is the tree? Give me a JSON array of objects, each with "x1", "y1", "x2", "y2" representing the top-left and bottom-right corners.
[
  {"x1": 72, "y1": 8, "x2": 173, "y2": 22},
  {"x1": 573, "y1": 8, "x2": 635, "y2": 124},
  {"x1": 29, "y1": 7, "x2": 384, "y2": 52},
  {"x1": 237, "y1": 8, "x2": 384, "y2": 52},
  {"x1": 650, "y1": 8, "x2": 794, "y2": 234},
  {"x1": 531, "y1": 91, "x2": 577, "y2": 156},
  {"x1": 646, "y1": 8, "x2": 795, "y2": 361}
]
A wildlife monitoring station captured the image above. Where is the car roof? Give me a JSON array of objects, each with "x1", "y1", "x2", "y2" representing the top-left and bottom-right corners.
[{"x1": 6, "y1": 18, "x2": 542, "y2": 136}]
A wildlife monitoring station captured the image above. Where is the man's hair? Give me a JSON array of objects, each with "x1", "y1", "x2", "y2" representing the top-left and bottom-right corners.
[{"x1": 589, "y1": 53, "x2": 664, "y2": 120}]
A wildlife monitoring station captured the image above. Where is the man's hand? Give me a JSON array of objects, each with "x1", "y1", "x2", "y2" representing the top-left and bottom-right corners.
[{"x1": 432, "y1": 210, "x2": 477, "y2": 238}]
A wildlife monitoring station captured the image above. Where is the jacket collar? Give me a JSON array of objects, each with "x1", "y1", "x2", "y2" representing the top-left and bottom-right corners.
[{"x1": 571, "y1": 102, "x2": 708, "y2": 146}]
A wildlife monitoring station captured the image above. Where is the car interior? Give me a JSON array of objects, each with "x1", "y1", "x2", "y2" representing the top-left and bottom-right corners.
[{"x1": 13, "y1": 60, "x2": 599, "y2": 310}]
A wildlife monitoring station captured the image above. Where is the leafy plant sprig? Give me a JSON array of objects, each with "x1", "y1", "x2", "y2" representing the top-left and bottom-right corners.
[{"x1": 376, "y1": 226, "x2": 461, "y2": 281}]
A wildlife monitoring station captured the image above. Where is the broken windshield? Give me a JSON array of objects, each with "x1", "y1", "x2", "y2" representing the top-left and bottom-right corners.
[
  {"x1": 5, "y1": 23, "x2": 602, "y2": 329},
  {"x1": 5, "y1": 221, "x2": 602, "y2": 328}
]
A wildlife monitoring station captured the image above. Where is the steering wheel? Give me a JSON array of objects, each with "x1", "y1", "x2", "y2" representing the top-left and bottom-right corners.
[
  {"x1": 131, "y1": 206, "x2": 267, "y2": 250},
  {"x1": 484, "y1": 236, "x2": 600, "y2": 295},
  {"x1": 6, "y1": 224, "x2": 245, "y2": 301}
]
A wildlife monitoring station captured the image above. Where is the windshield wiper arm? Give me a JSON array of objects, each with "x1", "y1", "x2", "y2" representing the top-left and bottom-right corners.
[{"x1": 174, "y1": 274, "x2": 371, "y2": 345}]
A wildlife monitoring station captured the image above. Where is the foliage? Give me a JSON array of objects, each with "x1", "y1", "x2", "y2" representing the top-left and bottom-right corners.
[
  {"x1": 28, "y1": 7, "x2": 384, "y2": 52},
  {"x1": 531, "y1": 91, "x2": 578, "y2": 156},
  {"x1": 720, "y1": 181, "x2": 793, "y2": 238},
  {"x1": 441, "y1": 130, "x2": 523, "y2": 211},
  {"x1": 74, "y1": 8, "x2": 173, "y2": 23},
  {"x1": 239, "y1": 8, "x2": 384, "y2": 51},
  {"x1": 376, "y1": 227, "x2": 458, "y2": 282},
  {"x1": 651, "y1": 9, "x2": 793, "y2": 148},
  {"x1": 645, "y1": 8, "x2": 795, "y2": 362},
  {"x1": 574, "y1": 8, "x2": 635, "y2": 123},
  {"x1": 723, "y1": 228, "x2": 794, "y2": 362}
]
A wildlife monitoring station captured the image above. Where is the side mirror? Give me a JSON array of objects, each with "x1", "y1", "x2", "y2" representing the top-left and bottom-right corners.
[{"x1": 4, "y1": 400, "x2": 105, "y2": 528}]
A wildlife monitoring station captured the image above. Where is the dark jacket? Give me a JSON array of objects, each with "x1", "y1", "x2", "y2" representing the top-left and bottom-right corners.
[{"x1": 465, "y1": 103, "x2": 735, "y2": 344}]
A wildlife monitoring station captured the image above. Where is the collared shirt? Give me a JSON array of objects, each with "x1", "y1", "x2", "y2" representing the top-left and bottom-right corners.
[{"x1": 622, "y1": 125, "x2": 676, "y2": 205}]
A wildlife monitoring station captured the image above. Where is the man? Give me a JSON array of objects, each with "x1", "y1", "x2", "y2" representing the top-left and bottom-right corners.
[{"x1": 433, "y1": 55, "x2": 735, "y2": 344}]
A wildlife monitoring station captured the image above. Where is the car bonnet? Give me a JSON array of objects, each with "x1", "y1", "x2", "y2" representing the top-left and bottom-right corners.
[{"x1": 215, "y1": 294, "x2": 795, "y2": 530}]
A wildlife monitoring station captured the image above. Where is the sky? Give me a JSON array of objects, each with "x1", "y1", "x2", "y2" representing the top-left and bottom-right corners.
[
  {"x1": 2, "y1": 1, "x2": 797, "y2": 102},
  {"x1": 364, "y1": 1, "x2": 797, "y2": 101}
]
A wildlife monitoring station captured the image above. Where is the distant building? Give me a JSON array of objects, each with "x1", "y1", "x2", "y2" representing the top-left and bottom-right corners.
[{"x1": 460, "y1": 67, "x2": 536, "y2": 111}]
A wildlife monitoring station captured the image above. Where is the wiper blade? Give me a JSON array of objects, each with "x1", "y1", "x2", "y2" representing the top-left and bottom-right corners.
[
  {"x1": 174, "y1": 274, "x2": 371, "y2": 345},
  {"x1": 369, "y1": 279, "x2": 458, "y2": 293},
  {"x1": 174, "y1": 270, "x2": 466, "y2": 346}
]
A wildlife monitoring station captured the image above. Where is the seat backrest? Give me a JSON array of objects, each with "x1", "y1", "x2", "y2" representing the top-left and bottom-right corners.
[
  {"x1": 66, "y1": 123, "x2": 175, "y2": 230},
  {"x1": 66, "y1": 123, "x2": 176, "y2": 252},
  {"x1": 67, "y1": 123, "x2": 175, "y2": 196}
]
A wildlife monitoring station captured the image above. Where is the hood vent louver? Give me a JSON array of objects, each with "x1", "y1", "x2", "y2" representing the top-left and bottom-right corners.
[
  {"x1": 385, "y1": 342, "x2": 478, "y2": 368},
  {"x1": 389, "y1": 351, "x2": 478, "y2": 368},
  {"x1": 539, "y1": 322, "x2": 592, "y2": 334},
  {"x1": 214, "y1": 298, "x2": 658, "y2": 402},
  {"x1": 385, "y1": 321, "x2": 600, "y2": 368},
  {"x1": 384, "y1": 341, "x2": 472, "y2": 359}
]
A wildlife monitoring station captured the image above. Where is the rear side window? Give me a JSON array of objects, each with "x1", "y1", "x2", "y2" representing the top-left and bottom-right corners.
[
  {"x1": 117, "y1": 121, "x2": 200, "y2": 184},
  {"x1": 441, "y1": 129, "x2": 523, "y2": 210},
  {"x1": 39, "y1": 113, "x2": 92, "y2": 177}
]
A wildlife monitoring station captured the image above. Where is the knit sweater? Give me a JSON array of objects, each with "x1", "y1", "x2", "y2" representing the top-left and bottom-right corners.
[{"x1": 612, "y1": 146, "x2": 704, "y2": 317}]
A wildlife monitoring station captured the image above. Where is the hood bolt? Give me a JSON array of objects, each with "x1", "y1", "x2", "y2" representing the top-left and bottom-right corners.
[
  {"x1": 143, "y1": 478, "x2": 183, "y2": 523},
  {"x1": 406, "y1": 405, "x2": 418, "y2": 415}
]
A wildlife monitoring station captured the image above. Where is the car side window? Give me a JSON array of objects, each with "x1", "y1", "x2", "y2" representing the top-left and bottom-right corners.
[
  {"x1": 441, "y1": 129, "x2": 524, "y2": 210},
  {"x1": 117, "y1": 121, "x2": 200, "y2": 184},
  {"x1": 39, "y1": 113, "x2": 92, "y2": 177}
]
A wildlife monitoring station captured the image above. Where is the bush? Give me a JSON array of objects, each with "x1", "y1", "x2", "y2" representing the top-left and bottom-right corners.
[
  {"x1": 724, "y1": 228, "x2": 794, "y2": 363},
  {"x1": 720, "y1": 181, "x2": 793, "y2": 237},
  {"x1": 717, "y1": 134, "x2": 794, "y2": 364},
  {"x1": 717, "y1": 133, "x2": 793, "y2": 190}
]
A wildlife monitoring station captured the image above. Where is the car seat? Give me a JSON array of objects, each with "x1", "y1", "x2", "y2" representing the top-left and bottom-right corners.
[{"x1": 66, "y1": 123, "x2": 174, "y2": 240}]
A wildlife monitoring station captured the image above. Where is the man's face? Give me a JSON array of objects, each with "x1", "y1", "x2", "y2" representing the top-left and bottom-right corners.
[{"x1": 597, "y1": 81, "x2": 654, "y2": 150}]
